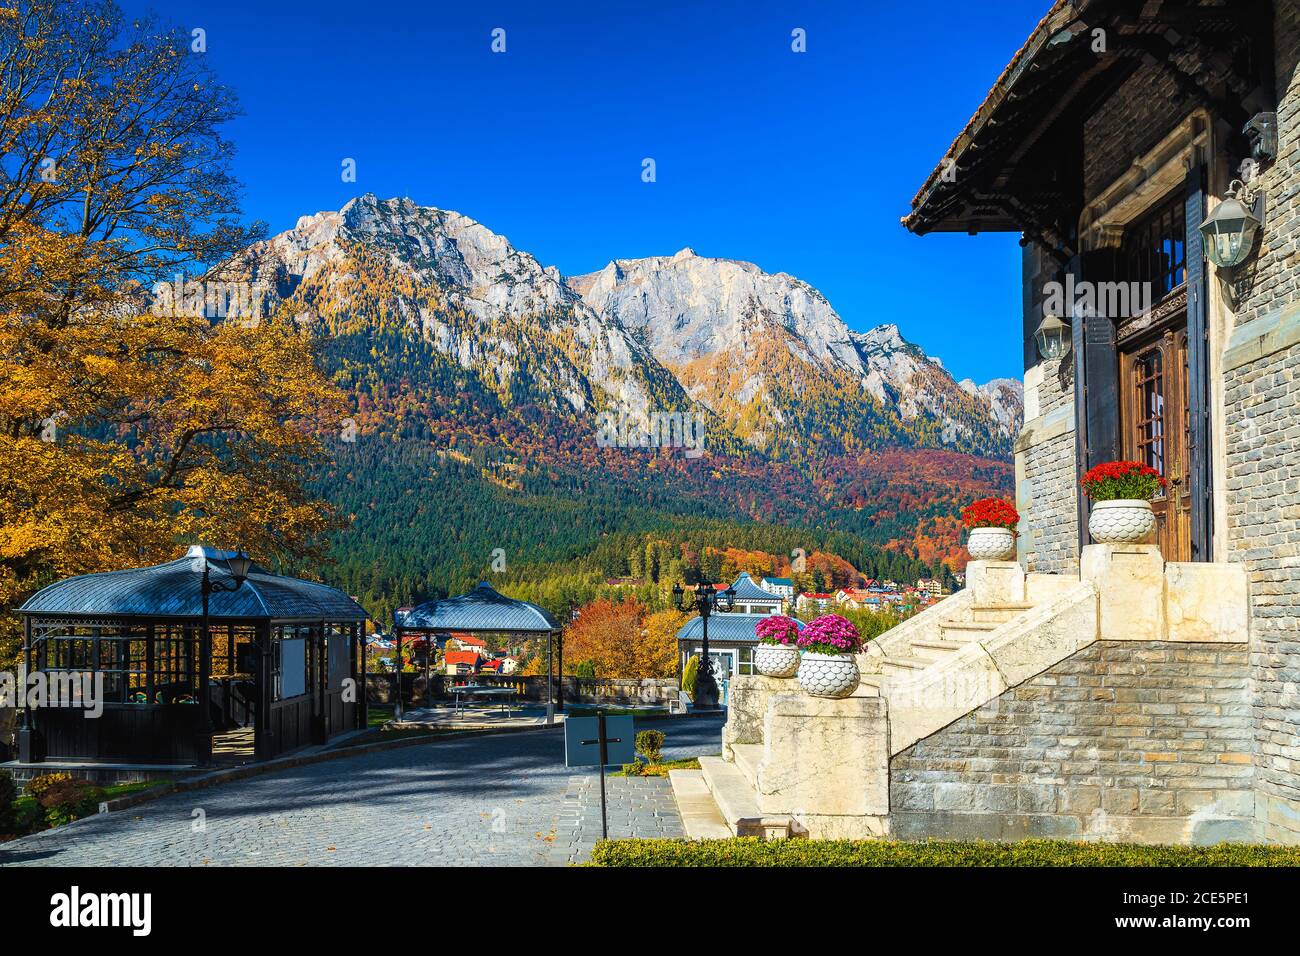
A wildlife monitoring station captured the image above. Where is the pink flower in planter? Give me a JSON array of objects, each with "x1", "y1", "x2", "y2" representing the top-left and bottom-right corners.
[
  {"x1": 797, "y1": 614, "x2": 863, "y2": 655},
  {"x1": 755, "y1": 614, "x2": 800, "y2": 646}
]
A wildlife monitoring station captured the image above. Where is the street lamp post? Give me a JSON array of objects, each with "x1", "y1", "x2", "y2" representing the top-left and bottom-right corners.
[
  {"x1": 672, "y1": 580, "x2": 736, "y2": 711},
  {"x1": 199, "y1": 551, "x2": 252, "y2": 766}
]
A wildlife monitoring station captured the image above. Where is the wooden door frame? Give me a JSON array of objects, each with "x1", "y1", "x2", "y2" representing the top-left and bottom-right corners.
[{"x1": 1118, "y1": 317, "x2": 1193, "y2": 561}]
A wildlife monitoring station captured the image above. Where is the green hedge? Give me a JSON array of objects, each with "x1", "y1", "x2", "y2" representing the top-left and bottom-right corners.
[{"x1": 589, "y1": 838, "x2": 1300, "y2": 867}]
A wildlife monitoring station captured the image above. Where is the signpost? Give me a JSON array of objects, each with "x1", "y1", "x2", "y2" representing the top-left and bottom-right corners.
[{"x1": 564, "y1": 713, "x2": 635, "y2": 839}]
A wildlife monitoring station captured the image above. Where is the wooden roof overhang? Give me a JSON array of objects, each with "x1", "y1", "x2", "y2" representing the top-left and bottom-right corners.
[{"x1": 902, "y1": 0, "x2": 1272, "y2": 256}]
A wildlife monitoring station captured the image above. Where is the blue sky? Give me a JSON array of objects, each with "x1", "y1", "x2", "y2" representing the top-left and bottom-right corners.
[{"x1": 122, "y1": 0, "x2": 1047, "y2": 383}]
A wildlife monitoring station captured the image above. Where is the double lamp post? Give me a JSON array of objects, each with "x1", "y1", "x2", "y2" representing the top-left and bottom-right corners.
[{"x1": 672, "y1": 579, "x2": 736, "y2": 711}]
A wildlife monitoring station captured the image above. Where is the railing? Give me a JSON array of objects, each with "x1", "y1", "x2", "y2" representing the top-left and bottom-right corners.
[{"x1": 364, "y1": 673, "x2": 679, "y2": 707}]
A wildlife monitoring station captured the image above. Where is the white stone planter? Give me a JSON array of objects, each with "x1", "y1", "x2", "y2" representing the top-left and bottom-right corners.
[
  {"x1": 967, "y1": 526, "x2": 1017, "y2": 561},
  {"x1": 1088, "y1": 498, "x2": 1156, "y2": 544},
  {"x1": 753, "y1": 642, "x2": 800, "y2": 678},
  {"x1": 797, "y1": 652, "x2": 860, "y2": 699}
]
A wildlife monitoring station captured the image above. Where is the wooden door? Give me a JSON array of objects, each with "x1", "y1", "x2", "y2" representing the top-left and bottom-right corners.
[{"x1": 1119, "y1": 324, "x2": 1192, "y2": 560}]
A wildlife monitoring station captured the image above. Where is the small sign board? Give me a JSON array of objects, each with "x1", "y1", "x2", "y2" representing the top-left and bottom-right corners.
[{"x1": 564, "y1": 714, "x2": 635, "y2": 767}]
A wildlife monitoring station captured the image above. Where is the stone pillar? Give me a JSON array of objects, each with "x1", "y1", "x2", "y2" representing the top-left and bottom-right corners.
[
  {"x1": 721, "y1": 674, "x2": 790, "y2": 760},
  {"x1": 1080, "y1": 543, "x2": 1165, "y2": 641},
  {"x1": 756, "y1": 694, "x2": 890, "y2": 839},
  {"x1": 965, "y1": 560, "x2": 1026, "y2": 606}
]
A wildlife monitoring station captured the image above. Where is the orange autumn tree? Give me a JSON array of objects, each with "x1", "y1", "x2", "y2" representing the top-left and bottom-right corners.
[
  {"x1": 0, "y1": 2, "x2": 344, "y2": 666},
  {"x1": 562, "y1": 598, "x2": 683, "y2": 680}
]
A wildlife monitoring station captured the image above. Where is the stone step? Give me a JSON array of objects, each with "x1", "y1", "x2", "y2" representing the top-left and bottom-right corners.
[
  {"x1": 909, "y1": 638, "x2": 966, "y2": 662},
  {"x1": 667, "y1": 769, "x2": 731, "y2": 840},
  {"x1": 859, "y1": 674, "x2": 887, "y2": 697},
  {"x1": 882, "y1": 655, "x2": 930, "y2": 679},
  {"x1": 969, "y1": 602, "x2": 1034, "y2": 624},
  {"x1": 697, "y1": 755, "x2": 794, "y2": 838},
  {"x1": 939, "y1": 621, "x2": 1001, "y2": 642},
  {"x1": 732, "y1": 743, "x2": 763, "y2": 789}
]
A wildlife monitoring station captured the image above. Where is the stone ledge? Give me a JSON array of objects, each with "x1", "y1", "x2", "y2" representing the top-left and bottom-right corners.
[
  {"x1": 1014, "y1": 402, "x2": 1076, "y2": 455},
  {"x1": 1223, "y1": 300, "x2": 1300, "y2": 371}
]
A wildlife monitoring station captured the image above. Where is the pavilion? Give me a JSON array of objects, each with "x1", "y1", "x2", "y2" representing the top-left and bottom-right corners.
[
  {"x1": 394, "y1": 582, "x2": 562, "y2": 720},
  {"x1": 15, "y1": 546, "x2": 369, "y2": 766}
]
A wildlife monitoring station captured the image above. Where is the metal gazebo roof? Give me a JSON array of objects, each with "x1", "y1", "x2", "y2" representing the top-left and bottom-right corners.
[
  {"x1": 395, "y1": 581, "x2": 560, "y2": 633},
  {"x1": 725, "y1": 573, "x2": 784, "y2": 602},
  {"x1": 19, "y1": 546, "x2": 368, "y2": 621}
]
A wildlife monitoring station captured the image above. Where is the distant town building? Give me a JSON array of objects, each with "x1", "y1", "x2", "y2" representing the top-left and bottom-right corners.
[
  {"x1": 796, "y1": 592, "x2": 835, "y2": 614},
  {"x1": 443, "y1": 650, "x2": 482, "y2": 676},
  {"x1": 445, "y1": 632, "x2": 487, "y2": 653},
  {"x1": 761, "y1": 576, "x2": 795, "y2": 603},
  {"x1": 916, "y1": 578, "x2": 944, "y2": 598}
]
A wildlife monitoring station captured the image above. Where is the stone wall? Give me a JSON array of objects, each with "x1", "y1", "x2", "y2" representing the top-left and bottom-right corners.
[
  {"x1": 1016, "y1": 243, "x2": 1080, "y2": 574},
  {"x1": 889, "y1": 641, "x2": 1255, "y2": 844},
  {"x1": 1222, "y1": 1, "x2": 1300, "y2": 843}
]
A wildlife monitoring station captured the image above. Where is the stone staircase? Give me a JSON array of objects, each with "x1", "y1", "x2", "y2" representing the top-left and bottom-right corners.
[{"x1": 669, "y1": 560, "x2": 1100, "y2": 839}]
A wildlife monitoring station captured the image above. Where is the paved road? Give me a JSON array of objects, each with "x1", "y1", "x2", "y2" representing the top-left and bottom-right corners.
[{"x1": 0, "y1": 716, "x2": 722, "y2": 867}]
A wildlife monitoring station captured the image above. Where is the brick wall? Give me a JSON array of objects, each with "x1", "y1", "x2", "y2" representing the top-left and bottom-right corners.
[
  {"x1": 889, "y1": 641, "x2": 1255, "y2": 844},
  {"x1": 1223, "y1": 1, "x2": 1300, "y2": 843}
]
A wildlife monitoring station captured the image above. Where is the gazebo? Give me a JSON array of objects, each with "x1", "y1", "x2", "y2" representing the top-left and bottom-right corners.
[
  {"x1": 16, "y1": 546, "x2": 369, "y2": 766},
  {"x1": 393, "y1": 582, "x2": 562, "y2": 721}
]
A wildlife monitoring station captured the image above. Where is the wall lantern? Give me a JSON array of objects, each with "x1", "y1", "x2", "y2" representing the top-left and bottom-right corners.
[
  {"x1": 1034, "y1": 313, "x2": 1071, "y2": 361},
  {"x1": 1199, "y1": 179, "x2": 1264, "y2": 270}
]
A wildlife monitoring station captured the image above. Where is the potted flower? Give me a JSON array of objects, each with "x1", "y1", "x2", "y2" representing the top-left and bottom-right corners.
[
  {"x1": 961, "y1": 497, "x2": 1019, "y2": 561},
  {"x1": 753, "y1": 615, "x2": 801, "y2": 678},
  {"x1": 1081, "y1": 460, "x2": 1165, "y2": 545},
  {"x1": 795, "y1": 614, "x2": 862, "y2": 698}
]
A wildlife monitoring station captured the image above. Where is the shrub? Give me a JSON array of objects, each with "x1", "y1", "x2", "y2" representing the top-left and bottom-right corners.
[
  {"x1": 1080, "y1": 460, "x2": 1167, "y2": 501},
  {"x1": 575, "y1": 660, "x2": 597, "y2": 679},
  {"x1": 635, "y1": 729, "x2": 665, "y2": 764},
  {"x1": 961, "y1": 497, "x2": 1020, "y2": 530},
  {"x1": 588, "y1": 838, "x2": 1300, "y2": 868},
  {"x1": 682, "y1": 655, "x2": 700, "y2": 700},
  {"x1": 24, "y1": 772, "x2": 75, "y2": 799},
  {"x1": 0, "y1": 769, "x2": 15, "y2": 832},
  {"x1": 620, "y1": 761, "x2": 643, "y2": 777},
  {"x1": 36, "y1": 778, "x2": 106, "y2": 828}
]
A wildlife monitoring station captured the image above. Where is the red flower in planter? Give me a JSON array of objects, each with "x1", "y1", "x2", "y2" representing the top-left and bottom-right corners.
[
  {"x1": 961, "y1": 497, "x2": 1019, "y2": 531},
  {"x1": 1080, "y1": 460, "x2": 1167, "y2": 501}
]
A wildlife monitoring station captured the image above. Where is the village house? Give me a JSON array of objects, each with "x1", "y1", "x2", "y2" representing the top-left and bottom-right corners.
[
  {"x1": 442, "y1": 650, "x2": 482, "y2": 676},
  {"x1": 795, "y1": 591, "x2": 835, "y2": 614},
  {"x1": 760, "y1": 576, "x2": 795, "y2": 604},
  {"x1": 915, "y1": 578, "x2": 944, "y2": 598},
  {"x1": 683, "y1": 0, "x2": 1300, "y2": 847},
  {"x1": 445, "y1": 632, "x2": 487, "y2": 654}
]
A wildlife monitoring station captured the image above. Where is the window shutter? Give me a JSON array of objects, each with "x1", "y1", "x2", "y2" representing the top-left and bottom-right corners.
[{"x1": 1185, "y1": 165, "x2": 1212, "y2": 560}]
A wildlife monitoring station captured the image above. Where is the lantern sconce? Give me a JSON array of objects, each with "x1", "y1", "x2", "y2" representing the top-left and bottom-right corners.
[
  {"x1": 1199, "y1": 178, "x2": 1265, "y2": 272},
  {"x1": 1034, "y1": 313, "x2": 1072, "y2": 362}
]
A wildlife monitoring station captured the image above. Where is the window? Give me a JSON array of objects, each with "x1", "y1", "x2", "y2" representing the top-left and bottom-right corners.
[
  {"x1": 738, "y1": 646, "x2": 755, "y2": 676},
  {"x1": 1133, "y1": 347, "x2": 1166, "y2": 475},
  {"x1": 1122, "y1": 193, "x2": 1186, "y2": 300},
  {"x1": 32, "y1": 620, "x2": 175, "y2": 704},
  {"x1": 271, "y1": 624, "x2": 313, "y2": 700}
]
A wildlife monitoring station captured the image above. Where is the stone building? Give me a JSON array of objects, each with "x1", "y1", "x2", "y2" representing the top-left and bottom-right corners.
[{"x1": 673, "y1": 0, "x2": 1300, "y2": 845}]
